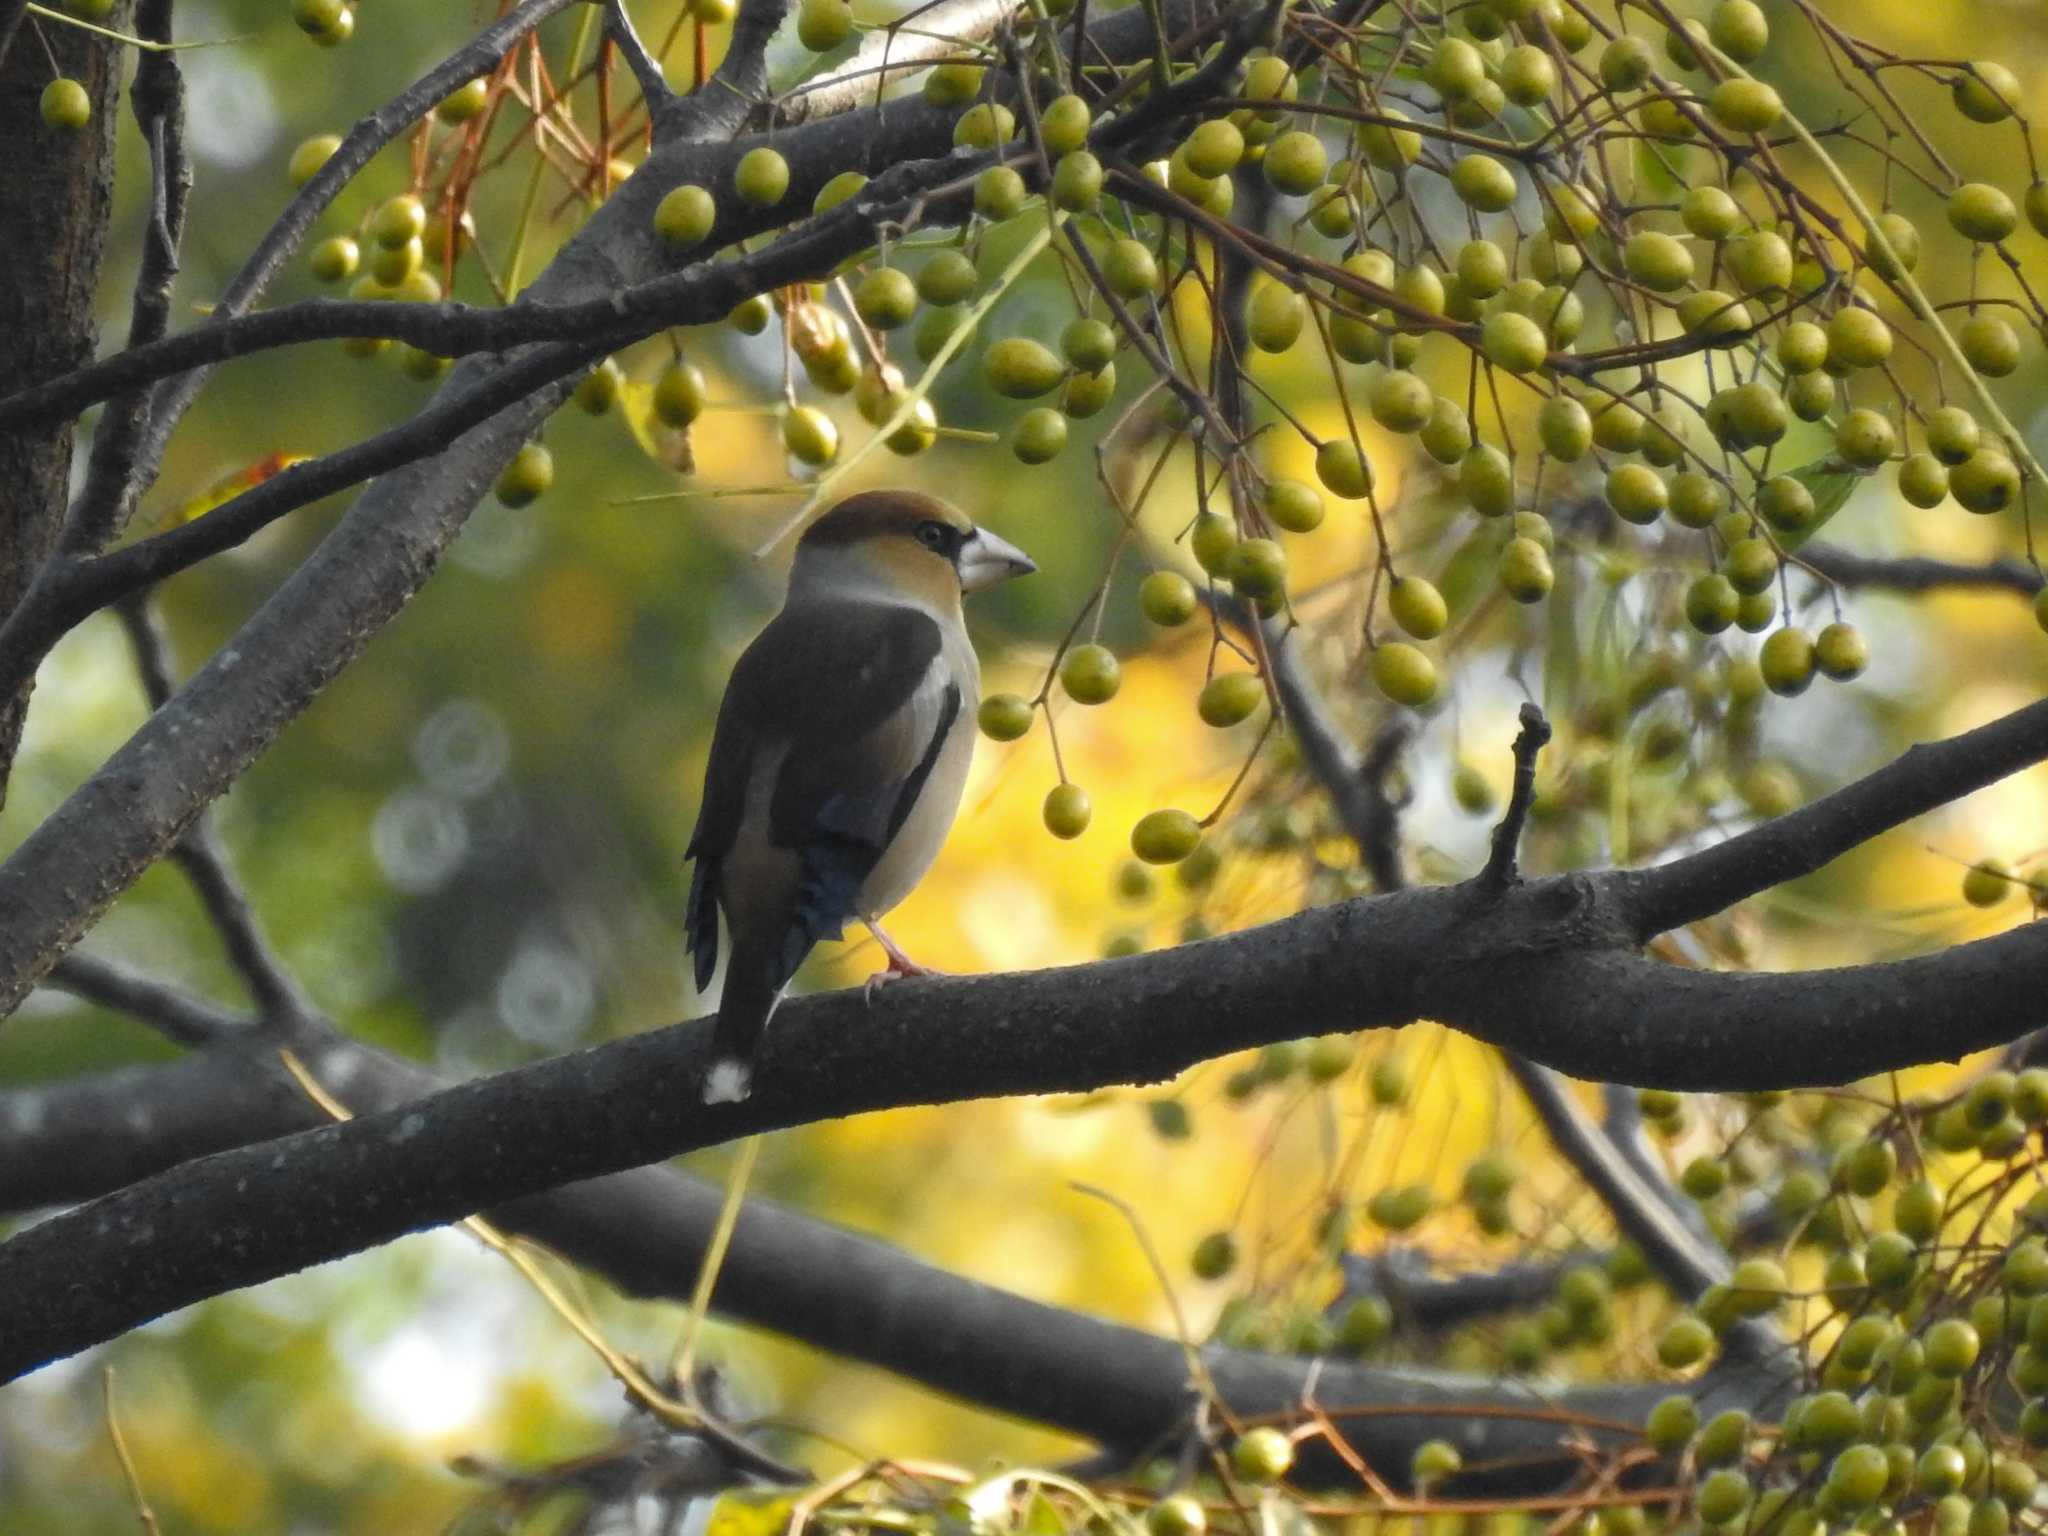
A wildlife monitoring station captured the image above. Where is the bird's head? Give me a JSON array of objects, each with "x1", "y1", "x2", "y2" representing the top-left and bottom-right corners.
[{"x1": 790, "y1": 491, "x2": 1037, "y2": 612}]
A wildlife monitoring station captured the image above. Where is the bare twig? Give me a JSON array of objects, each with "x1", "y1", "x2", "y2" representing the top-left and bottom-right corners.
[
  {"x1": 114, "y1": 596, "x2": 316, "y2": 1029},
  {"x1": 62, "y1": 0, "x2": 190, "y2": 557},
  {"x1": 1480, "y1": 704, "x2": 1553, "y2": 894},
  {"x1": 46, "y1": 951, "x2": 249, "y2": 1049},
  {"x1": 606, "y1": 0, "x2": 678, "y2": 132},
  {"x1": 102, "y1": 1368, "x2": 162, "y2": 1536}
]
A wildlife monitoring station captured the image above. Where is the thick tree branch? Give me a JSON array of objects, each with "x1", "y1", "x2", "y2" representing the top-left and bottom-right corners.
[
  {"x1": 0, "y1": 0, "x2": 127, "y2": 801},
  {"x1": 1801, "y1": 544, "x2": 2044, "y2": 596},
  {"x1": 3, "y1": 790, "x2": 2045, "y2": 1382},
  {"x1": 0, "y1": 1032, "x2": 1771, "y2": 1489}
]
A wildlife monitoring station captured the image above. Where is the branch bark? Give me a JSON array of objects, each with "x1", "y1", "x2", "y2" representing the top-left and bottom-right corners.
[
  {"x1": 3, "y1": 700, "x2": 2045, "y2": 1382},
  {"x1": 0, "y1": 1031, "x2": 1772, "y2": 1490},
  {"x1": 0, "y1": 0, "x2": 128, "y2": 799}
]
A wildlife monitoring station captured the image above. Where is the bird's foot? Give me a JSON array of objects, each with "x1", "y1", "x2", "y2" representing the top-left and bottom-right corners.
[{"x1": 861, "y1": 920, "x2": 946, "y2": 1004}]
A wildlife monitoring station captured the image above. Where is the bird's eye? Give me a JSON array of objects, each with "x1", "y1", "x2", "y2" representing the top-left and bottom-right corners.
[{"x1": 916, "y1": 521, "x2": 950, "y2": 550}]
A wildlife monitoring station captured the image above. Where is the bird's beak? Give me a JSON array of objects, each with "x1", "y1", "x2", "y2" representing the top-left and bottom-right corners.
[{"x1": 957, "y1": 526, "x2": 1037, "y2": 592}]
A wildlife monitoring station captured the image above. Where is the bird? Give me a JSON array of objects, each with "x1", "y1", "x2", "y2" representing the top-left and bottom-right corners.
[{"x1": 684, "y1": 490, "x2": 1037, "y2": 1104}]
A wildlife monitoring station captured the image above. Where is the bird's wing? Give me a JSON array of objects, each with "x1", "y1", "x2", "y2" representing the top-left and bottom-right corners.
[{"x1": 685, "y1": 600, "x2": 958, "y2": 988}]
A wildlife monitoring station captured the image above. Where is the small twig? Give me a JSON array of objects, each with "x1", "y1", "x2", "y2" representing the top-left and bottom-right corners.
[
  {"x1": 115, "y1": 595, "x2": 317, "y2": 1030},
  {"x1": 45, "y1": 951, "x2": 250, "y2": 1048},
  {"x1": 668, "y1": 1133, "x2": 761, "y2": 1391},
  {"x1": 1480, "y1": 704, "x2": 1552, "y2": 894},
  {"x1": 605, "y1": 0, "x2": 678, "y2": 133},
  {"x1": 1071, "y1": 1182, "x2": 1234, "y2": 1436},
  {"x1": 102, "y1": 1368, "x2": 162, "y2": 1536}
]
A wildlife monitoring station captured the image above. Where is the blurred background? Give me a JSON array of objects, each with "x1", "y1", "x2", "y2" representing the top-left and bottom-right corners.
[{"x1": 4, "y1": 0, "x2": 2048, "y2": 1529}]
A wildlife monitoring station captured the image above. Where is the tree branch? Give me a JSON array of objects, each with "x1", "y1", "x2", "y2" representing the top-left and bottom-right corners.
[
  {"x1": 107, "y1": 0, "x2": 581, "y2": 539},
  {"x1": 2, "y1": 785, "x2": 2044, "y2": 1382},
  {"x1": 61, "y1": 0, "x2": 190, "y2": 557},
  {"x1": 114, "y1": 595, "x2": 317, "y2": 1027},
  {"x1": 0, "y1": 0, "x2": 27, "y2": 74},
  {"x1": 45, "y1": 951, "x2": 251, "y2": 1049},
  {"x1": 0, "y1": 1031, "x2": 1772, "y2": 1489},
  {"x1": 1800, "y1": 543, "x2": 2043, "y2": 597},
  {"x1": 1479, "y1": 704, "x2": 1552, "y2": 893}
]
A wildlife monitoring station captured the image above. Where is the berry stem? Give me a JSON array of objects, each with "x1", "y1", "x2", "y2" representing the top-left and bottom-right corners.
[{"x1": 1677, "y1": 13, "x2": 2048, "y2": 501}]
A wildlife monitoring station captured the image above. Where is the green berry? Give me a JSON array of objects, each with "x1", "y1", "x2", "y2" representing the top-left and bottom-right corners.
[
  {"x1": 494, "y1": 442, "x2": 554, "y2": 506},
  {"x1": 978, "y1": 694, "x2": 1034, "y2": 741},
  {"x1": 984, "y1": 338, "x2": 1065, "y2": 399},
  {"x1": 1950, "y1": 182, "x2": 2019, "y2": 243},
  {"x1": 1951, "y1": 448, "x2": 2021, "y2": 514},
  {"x1": 922, "y1": 62, "x2": 983, "y2": 108},
  {"x1": 1264, "y1": 130, "x2": 1328, "y2": 195},
  {"x1": 1954, "y1": 62, "x2": 2022, "y2": 123},
  {"x1": 1101, "y1": 238, "x2": 1159, "y2": 298},
  {"x1": 1183, "y1": 118, "x2": 1244, "y2": 178},
  {"x1": 734, "y1": 146, "x2": 790, "y2": 206},
  {"x1": 1061, "y1": 644, "x2": 1121, "y2": 704},
  {"x1": 1040, "y1": 94, "x2": 1091, "y2": 155},
  {"x1": 1498, "y1": 537, "x2": 1553, "y2": 603},
  {"x1": 1371, "y1": 642, "x2": 1438, "y2": 707},
  {"x1": 1827, "y1": 306, "x2": 1892, "y2": 368},
  {"x1": 1411, "y1": 1439, "x2": 1461, "y2": 1485},
  {"x1": 1388, "y1": 575, "x2": 1448, "y2": 639},
  {"x1": 1265, "y1": 479, "x2": 1324, "y2": 533},
  {"x1": 1451, "y1": 153, "x2": 1517, "y2": 212},
  {"x1": 1232, "y1": 1427, "x2": 1293, "y2": 1484},
  {"x1": 1964, "y1": 857, "x2": 2014, "y2": 907},
  {"x1": 1315, "y1": 440, "x2": 1375, "y2": 499},
  {"x1": 917, "y1": 250, "x2": 978, "y2": 306},
  {"x1": 1012, "y1": 408, "x2": 1068, "y2": 464},
  {"x1": 1043, "y1": 783, "x2": 1091, "y2": 838},
  {"x1": 952, "y1": 102, "x2": 1015, "y2": 149},
  {"x1": 1140, "y1": 570, "x2": 1198, "y2": 626},
  {"x1": 1191, "y1": 1230, "x2": 1237, "y2": 1279},
  {"x1": 309, "y1": 235, "x2": 359, "y2": 283},
  {"x1": 1132, "y1": 809, "x2": 1202, "y2": 865},
  {"x1": 39, "y1": 77, "x2": 91, "y2": 132},
  {"x1": 1198, "y1": 674, "x2": 1265, "y2": 727},
  {"x1": 796, "y1": 0, "x2": 851, "y2": 50},
  {"x1": 1480, "y1": 311, "x2": 1548, "y2": 373},
  {"x1": 1623, "y1": 230, "x2": 1696, "y2": 292},
  {"x1": 1760, "y1": 627, "x2": 1816, "y2": 697},
  {"x1": 1709, "y1": 78, "x2": 1782, "y2": 133},
  {"x1": 975, "y1": 165, "x2": 1027, "y2": 220},
  {"x1": 854, "y1": 268, "x2": 918, "y2": 330}
]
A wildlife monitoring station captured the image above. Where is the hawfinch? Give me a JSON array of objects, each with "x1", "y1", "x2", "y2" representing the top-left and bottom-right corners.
[{"x1": 685, "y1": 490, "x2": 1036, "y2": 1103}]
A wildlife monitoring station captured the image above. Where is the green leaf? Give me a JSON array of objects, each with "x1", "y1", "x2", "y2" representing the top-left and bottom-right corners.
[{"x1": 1778, "y1": 457, "x2": 1868, "y2": 550}]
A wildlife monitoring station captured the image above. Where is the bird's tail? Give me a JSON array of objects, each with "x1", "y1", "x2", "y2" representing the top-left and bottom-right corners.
[{"x1": 703, "y1": 944, "x2": 784, "y2": 1104}]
